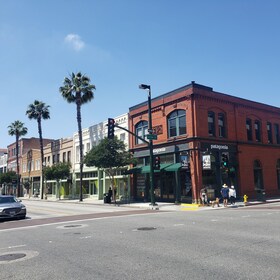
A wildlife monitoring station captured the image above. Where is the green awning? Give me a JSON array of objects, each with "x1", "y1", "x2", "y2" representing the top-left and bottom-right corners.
[
  {"x1": 141, "y1": 163, "x2": 173, "y2": 173},
  {"x1": 163, "y1": 163, "x2": 182, "y2": 172},
  {"x1": 124, "y1": 167, "x2": 142, "y2": 174}
]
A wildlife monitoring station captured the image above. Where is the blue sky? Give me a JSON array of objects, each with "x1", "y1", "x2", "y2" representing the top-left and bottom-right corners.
[{"x1": 1, "y1": 0, "x2": 280, "y2": 148}]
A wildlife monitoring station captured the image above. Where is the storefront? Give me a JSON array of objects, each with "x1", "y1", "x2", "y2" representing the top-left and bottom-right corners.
[
  {"x1": 200, "y1": 143, "x2": 238, "y2": 197},
  {"x1": 131, "y1": 143, "x2": 192, "y2": 203}
]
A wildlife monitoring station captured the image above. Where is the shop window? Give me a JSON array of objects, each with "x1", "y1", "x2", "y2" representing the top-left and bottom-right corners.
[
  {"x1": 168, "y1": 110, "x2": 186, "y2": 138},
  {"x1": 208, "y1": 111, "x2": 215, "y2": 137},
  {"x1": 267, "y1": 122, "x2": 273, "y2": 144},
  {"x1": 274, "y1": 124, "x2": 280, "y2": 144},
  {"x1": 255, "y1": 120, "x2": 261, "y2": 142},
  {"x1": 253, "y1": 160, "x2": 264, "y2": 190},
  {"x1": 218, "y1": 113, "x2": 226, "y2": 138},
  {"x1": 135, "y1": 121, "x2": 148, "y2": 145},
  {"x1": 246, "y1": 118, "x2": 252, "y2": 141}
]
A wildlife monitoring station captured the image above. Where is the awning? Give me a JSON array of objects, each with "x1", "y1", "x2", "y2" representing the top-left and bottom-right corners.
[
  {"x1": 124, "y1": 167, "x2": 142, "y2": 174},
  {"x1": 163, "y1": 163, "x2": 182, "y2": 172},
  {"x1": 141, "y1": 163, "x2": 172, "y2": 173}
]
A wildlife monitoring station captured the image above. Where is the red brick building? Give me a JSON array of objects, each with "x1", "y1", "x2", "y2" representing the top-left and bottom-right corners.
[{"x1": 128, "y1": 82, "x2": 280, "y2": 203}]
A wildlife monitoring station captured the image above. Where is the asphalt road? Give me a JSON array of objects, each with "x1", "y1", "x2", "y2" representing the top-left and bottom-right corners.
[{"x1": 0, "y1": 202, "x2": 279, "y2": 280}]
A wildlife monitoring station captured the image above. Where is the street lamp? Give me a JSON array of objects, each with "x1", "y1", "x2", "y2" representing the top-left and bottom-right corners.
[{"x1": 139, "y1": 84, "x2": 156, "y2": 206}]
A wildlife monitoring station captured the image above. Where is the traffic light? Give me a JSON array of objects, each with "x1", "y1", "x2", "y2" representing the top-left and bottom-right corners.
[
  {"x1": 221, "y1": 152, "x2": 229, "y2": 167},
  {"x1": 107, "y1": 118, "x2": 115, "y2": 139},
  {"x1": 154, "y1": 156, "x2": 161, "y2": 170}
]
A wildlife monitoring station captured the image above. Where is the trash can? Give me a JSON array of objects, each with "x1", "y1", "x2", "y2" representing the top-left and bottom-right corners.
[{"x1": 103, "y1": 193, "x2": 111, "y2": 204}]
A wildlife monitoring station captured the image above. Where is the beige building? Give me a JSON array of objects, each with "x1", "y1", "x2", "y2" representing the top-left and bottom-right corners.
[
  {"x1": 43, "y1": 137, "x2": 73, "y2": 199},
  {"x1": 21, "y1": 149, "x2": 42, "y2": 197}
]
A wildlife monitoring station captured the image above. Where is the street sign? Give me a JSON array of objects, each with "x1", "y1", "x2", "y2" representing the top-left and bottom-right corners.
[{"x1": 146, "y1": 134, "x2": 157, "y2": 140}]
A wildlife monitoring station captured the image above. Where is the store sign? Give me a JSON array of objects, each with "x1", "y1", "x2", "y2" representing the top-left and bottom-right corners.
[
  {"x1": 202, "y1": 155, "x2": 211, "y2": 170},
  {"x1": 180, "y1": 155, "x2": 189, "y2": 169}
]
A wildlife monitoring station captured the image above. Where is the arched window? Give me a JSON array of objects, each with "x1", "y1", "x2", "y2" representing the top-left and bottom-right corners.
[
  {"x1": 276, "y1": 159, "x2": 280, "y2": 190},
  {"x1": 208, "y1": 111, "x2": 215, "y2": 136},
  {"x1": 246, "y1": 118, "x2": 252, "y2": 141},
  {"x1": 167, "y1": 110, "x2": 186, "y2": 138},
  {"x1": 135, "y1": 121, "x2": 148, "y2": 145},
  {"x1": 218, "y1": 113, "x2": 226, "y2": 138},
  {"x1": 253, "y1": 160, "x2": 264, "y2": 190},
  {"x1": 255, "y1": 120, "x2": 261, "y2": 142}
]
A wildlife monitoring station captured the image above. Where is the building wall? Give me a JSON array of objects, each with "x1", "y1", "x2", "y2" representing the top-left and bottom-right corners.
[
  {"x1": 129, "y1": 82, "x2": 280, "y2": 203},
  {"x1": 73, "y1": 113, "x2": 130, "y2": 200}
]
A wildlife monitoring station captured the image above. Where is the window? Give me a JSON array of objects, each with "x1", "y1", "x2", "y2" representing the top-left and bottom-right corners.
[
  {"x1": 63, "y1": 152, "x2": 66, "y2": 163},
  {"x1": 86, "y1": 143, "x2": 90, "y2": 152},
  {"x1": 218, "y1": 113, "x2": 226, "y2": 138},
  {"x1": 120, "y1": 133, "x2": 126, "y2": 142},
  {"x1": 255, "y1": 120, "x2": 261, "y2": 142},
  {"x1": 246, "y1": 118, "x2": 252, "y2": 141},
  {"x1": 267, "y1": 122, "x2": 273, "y2": 144},
  {"x1": 52, "y1": 154, "x2": 56, "y2": 164},
  {"x1": 253, "y1": 160, "x2": 264, "y2": 190},
  {"x1": 208, "y1": 111, "x2": 215, "y2": 137},
  {"x1": 277, "y1": 159, "x2": 280, "y2": 190},
  {"x1": 67, "y1": 151, "x2": 71, "y2": 163},
  {"x1": 57, "y1": 154, "x2": 60, "y2": 162},
  {"x1": 168, "y1": 110, "x2": 186, "y2": 138},
  {"x1": 274, "y1": 124, "x2": 280, "y2": 144},
  {"x1": 135, "y1": 121, "x2": 148, "y2": 145}
]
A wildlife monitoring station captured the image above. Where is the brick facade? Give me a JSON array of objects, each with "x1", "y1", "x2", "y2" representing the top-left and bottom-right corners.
[{"x1": 129, "y1": 82, "x2": 280, "y2": 203}]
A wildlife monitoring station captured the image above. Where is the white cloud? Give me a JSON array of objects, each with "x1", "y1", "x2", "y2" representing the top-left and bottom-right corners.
[{"x1": 64, "y1": 33, "x2": 85, "y2": 51}]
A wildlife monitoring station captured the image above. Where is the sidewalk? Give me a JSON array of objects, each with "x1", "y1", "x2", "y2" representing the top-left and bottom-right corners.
[{"x1": 20, "y1": 196, "x2": 280, "y2": 211}]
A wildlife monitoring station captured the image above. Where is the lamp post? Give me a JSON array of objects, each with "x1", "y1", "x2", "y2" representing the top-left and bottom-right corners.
[{"x1": 139, "y1": 84, "x2": 156, "y2": 206}]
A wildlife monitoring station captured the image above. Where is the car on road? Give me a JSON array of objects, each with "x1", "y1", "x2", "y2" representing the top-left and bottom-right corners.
[{"x1": 0, "y1": 195, "x2": 26, "y2": 220}]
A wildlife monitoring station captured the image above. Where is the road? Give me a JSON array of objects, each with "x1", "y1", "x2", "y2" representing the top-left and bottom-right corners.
[{"x1": 0, "y1": 201, "x2": 279, "y2": 280}]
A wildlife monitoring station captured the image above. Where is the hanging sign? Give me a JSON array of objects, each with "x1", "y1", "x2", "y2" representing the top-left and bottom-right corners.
[{"x1": 202, "y1": 155, "x2": 211, "y2": 170}]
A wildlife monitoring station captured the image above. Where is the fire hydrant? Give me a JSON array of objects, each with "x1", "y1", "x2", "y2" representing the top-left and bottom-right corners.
[{"x1": 243, "y1": 194, "x2": 248, "y2": 205}]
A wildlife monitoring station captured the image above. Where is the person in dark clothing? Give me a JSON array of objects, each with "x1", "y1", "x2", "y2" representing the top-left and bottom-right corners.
[{"x1": 108, "y1": 187, "x2": 113, "y2": 203}]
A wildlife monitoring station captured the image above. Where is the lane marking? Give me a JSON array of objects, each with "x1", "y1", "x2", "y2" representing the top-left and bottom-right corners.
[
  {"x1": 0, "y1": 244, "x2": 27, "y2": 251},
  {"x1": 0, "y1": 212, "x2": 166, "y2": 232}
]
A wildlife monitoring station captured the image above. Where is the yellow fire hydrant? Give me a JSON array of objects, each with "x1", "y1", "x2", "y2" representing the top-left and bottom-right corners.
[{"x1": 243, "y1": 194, "x2": 248, "y2": 205}]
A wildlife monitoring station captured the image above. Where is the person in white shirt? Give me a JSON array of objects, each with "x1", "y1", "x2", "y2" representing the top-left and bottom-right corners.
[{"x1": 229, "y1": 185, "x2": 236, "y2": 205}]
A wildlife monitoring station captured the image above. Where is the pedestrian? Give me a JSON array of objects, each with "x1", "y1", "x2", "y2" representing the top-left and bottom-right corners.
[
  {"x1": 220, "y1": 184, "x2": 229, "y2": 207},
  {"x1": 229, "y1": 185, "x2": 236, "y2": 205},
  {"x1": 108, "y1": 187, "x2": 113, "y2": 203},
  {"x1": 200, "y1": 187, "x2": 208, "y2": 206}
]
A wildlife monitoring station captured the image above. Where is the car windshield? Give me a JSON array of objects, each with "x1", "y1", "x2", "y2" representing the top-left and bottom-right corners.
[{"x1": 0, "y1": 197, "x2": 17, "y2": 204}]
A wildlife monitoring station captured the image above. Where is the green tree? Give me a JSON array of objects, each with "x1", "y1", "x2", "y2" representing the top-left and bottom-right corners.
[
  {"x1": 0, "y1": 171, "x2": 17, "y2": 195},
  {"x1": 59, "y1": 72, "x2": 95, "y2": 202},
  {"x1": 26, "y1": 100, "x2": 50, "y2": 199},
  {"x1": 8, "y1": 120, "x2": 28, "y2": 197},
  {"x1": 84, "y1": 137, "x2": 135, "y2": 201},
  {"x1": 44, "y1": 162, "x2": 71, "y2": 199}
]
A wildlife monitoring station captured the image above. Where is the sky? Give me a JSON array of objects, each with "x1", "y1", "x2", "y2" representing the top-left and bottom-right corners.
[{"x1": 1, "y1": 0, "x2": 280, "y2": 148}]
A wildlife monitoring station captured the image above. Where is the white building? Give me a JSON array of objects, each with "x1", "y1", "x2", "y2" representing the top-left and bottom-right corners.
[{"x1": 72, "y1": 113, "x2": 130, "y2": 200}]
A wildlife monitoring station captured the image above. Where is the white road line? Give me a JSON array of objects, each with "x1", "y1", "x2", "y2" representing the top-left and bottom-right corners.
[
  {"x1": 0, "y1": 244, "x2": 27, "y2": 251},
  {"x1": 0, "y1": 211, "x2": 164, "y2": 232}
]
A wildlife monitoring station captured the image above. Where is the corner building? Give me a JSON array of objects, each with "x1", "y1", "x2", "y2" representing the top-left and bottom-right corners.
[{"x1": 129, "y1": 82, "x2": 280, "y2": 203}]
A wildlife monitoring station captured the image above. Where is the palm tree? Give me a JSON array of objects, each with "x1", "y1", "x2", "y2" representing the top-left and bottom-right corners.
[
  {"x1": 8, "y1": 120, "x2": 28, "y2": 197},
  {"x1": 26, "y1": 100, "x2": 50, "y2": 199},
  {"x1": 59, "y1": 72, "x2": 95, "y2": 201}
]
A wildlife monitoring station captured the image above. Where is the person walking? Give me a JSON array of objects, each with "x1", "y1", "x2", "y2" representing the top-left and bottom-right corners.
[
  {"x1": 220, "y1": 184, "x2": 229, "y2": 207},
  {"x1": 229, "y1": 185, "x2": 236, "y2": 205}
]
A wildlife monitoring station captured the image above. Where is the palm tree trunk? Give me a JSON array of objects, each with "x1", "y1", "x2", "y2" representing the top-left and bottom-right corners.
[
  {"x1": 16, "y1": 134, "x2": 20, "y2": 197},
  {"x1": 76, "y1": 99, "x2": 84, "y2": 202},
  {"x1": 38, "y1": 119, "x2": 45, "y2": 200}
]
